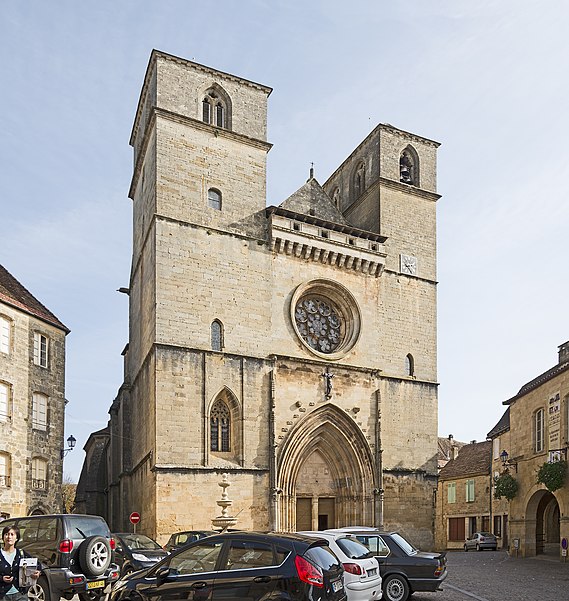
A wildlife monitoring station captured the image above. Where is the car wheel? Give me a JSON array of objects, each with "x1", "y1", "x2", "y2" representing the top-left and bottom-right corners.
[
  {"x1": 79, "y1": 536, "x2": 112, "y2": 577},
  {"x1": 464, "y1": 544, "x2": 468, "y2": 552},
  {"x1": 28, "y1": 576, "x2": 50, "y2": 601},
  {"x1": 383, "y1": 574, "x2": 410, "y2": 601},
  {"x1": 476, "y1": 543, "x2": 481, "y2": 552}
]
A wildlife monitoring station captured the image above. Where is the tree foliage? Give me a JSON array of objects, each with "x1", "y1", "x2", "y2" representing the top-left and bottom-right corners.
[
  {"x1": 62, "y1": 474, "x2": 77, "y2": 513},
  {"x1": 494, "y1": 472, "x2": 519, "y2": 501},
  {"x1": 536, "y1": 460, "x2": 567, "y2": 492}
]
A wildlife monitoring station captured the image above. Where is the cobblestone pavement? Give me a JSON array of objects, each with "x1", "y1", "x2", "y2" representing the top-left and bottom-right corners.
[{"x1": 409, "y1": 550, "x2": 569, "y2": 601}]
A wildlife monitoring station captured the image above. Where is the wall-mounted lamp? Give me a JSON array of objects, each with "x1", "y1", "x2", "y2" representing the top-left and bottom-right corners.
[
  {"x1": 500, "y1": 450, "x2": 517, "y2": 473},
  {"x1": 61, "y1": 435, "x2": 76, "y2": 459}
]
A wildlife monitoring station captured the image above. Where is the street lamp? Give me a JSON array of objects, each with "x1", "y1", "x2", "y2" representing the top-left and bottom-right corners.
[
  {"x1": 500, "y1": 449, "x2": 517, "y2": 472},
  {"x1": 61, "y1": 435, "x2": 76, "y2": 459}
]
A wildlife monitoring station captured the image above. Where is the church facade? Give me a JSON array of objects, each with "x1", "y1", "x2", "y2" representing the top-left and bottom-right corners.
[{"x1": 92, "y1": 50, "x2": 442, "y2": 547}]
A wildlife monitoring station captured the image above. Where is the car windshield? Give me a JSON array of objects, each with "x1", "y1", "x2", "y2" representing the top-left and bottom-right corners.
[
  {"x1": 336, "y1": 536, "x2": 374, "y2": 560},
  {"x1": 119, "y1": 534, "x2": 162, "y2": 550},
  {"x1": 390, "y1": 533, "x2": 418, "y2": 555},
  {"x1": 479, "y1": 532, "x2": 493, "y2": 537}
]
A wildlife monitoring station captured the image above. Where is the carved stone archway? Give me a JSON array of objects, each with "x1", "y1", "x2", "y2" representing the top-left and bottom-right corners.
[
  {"x1": 277, "y1": 403, "x2": 376, "y2": 531},
  {"x1": 524, "y1": 489, "x2": 560, "y2": 556}
]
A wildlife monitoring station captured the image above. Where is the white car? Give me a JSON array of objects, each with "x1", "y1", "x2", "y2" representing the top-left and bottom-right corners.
[{"x1": 299, "y1": 531, "x2": 382, "y2": 601}]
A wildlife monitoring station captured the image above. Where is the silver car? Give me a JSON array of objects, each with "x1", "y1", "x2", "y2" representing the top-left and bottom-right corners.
[{"x1": 464, "y1": 532, "x2": 497, "y2": 551}]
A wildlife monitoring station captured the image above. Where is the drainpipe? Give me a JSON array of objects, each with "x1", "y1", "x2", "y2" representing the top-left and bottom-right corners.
[
  {"x1": 269, "y1": 365, "x2": 278, "y2": 530},
  {"x1": 375, "y1": 387, "x2": 384, "y2": 529}
]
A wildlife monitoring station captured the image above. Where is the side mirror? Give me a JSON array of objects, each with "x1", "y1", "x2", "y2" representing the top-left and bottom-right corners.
[{"x1": 155, "y1": 566, "x2": 171, "y2": 585}]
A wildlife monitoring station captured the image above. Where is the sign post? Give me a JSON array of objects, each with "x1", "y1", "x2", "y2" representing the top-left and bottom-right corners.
[
  {"x1": 129, "y1": 512, "x2": 141, "y2": 534},
  {"x1": 562, "y1": 537, "x2": 567, "y2": 562}
]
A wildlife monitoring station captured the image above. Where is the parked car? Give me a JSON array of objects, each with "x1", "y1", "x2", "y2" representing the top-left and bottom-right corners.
[
  {"x1": 332, "y1": 528, "x2": 447, "y2": 601},
  {"x1": 109, "y1": 531, "x2": 347, "y2": 601},
  {"x1": 299, "y1": 531, "x2": 382, "y2": 601},
  {"x1": 163, "y1": 530, "x2": 216, "y2": 553},
  {"x1": 464, "y1": 532, "x2": 497, "y2": 552},
  {"x1": 113, "y1": 533, "x2": 168, "y2": 575},
  {"x1": 1, "y1": 514, "x2": 119, "y2": 601}
]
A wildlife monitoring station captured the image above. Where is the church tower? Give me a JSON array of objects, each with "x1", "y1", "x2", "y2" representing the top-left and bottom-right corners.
[{"x1": 100, "y1": 50, "x2": 441, "y2": 548}]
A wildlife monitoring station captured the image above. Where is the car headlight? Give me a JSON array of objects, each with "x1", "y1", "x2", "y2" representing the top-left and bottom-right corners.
[{"x1": 132, "y1": 553, "x2": 150, "y2": 562}]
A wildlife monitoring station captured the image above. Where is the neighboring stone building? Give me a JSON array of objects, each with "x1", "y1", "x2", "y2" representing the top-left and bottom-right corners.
[
  {"x1": 74, "y1": 427, "x2": 109, "y2": 517},
  {"x1": 80, "y1": 50, "x2": 442, "y2": 546},
  {"x1": 435, "y1": 441, "x2": 492, "y2": 550},
  {"x1": 501, "y1": 340, "x2": 569, "y2": 557},
  {"x1": 0, "y1": 265, "x2": 69, "y2": 517},
  {"x1": 486, "y1": 407, "x2": 511, "y2": 548}
]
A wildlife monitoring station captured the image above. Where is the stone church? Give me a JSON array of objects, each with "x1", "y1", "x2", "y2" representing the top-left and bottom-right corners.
[{"x1": 79, "y1": 49, "x2": 441, "y2": 547}]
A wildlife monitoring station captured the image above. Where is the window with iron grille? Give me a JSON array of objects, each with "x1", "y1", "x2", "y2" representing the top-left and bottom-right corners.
[
  {"x1": 0, "y1": 453, "x2": 10, "y2": 487},
  {"x1": 31, "y1": 458, "x2": 47, "y2": 489}
]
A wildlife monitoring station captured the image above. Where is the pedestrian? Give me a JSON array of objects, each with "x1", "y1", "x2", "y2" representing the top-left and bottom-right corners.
[{"x1": 0, "y1": 526, "x2": 42, "y2": 601}]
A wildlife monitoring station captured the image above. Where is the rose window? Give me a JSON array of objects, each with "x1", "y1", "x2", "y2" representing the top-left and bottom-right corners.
[{"x1": 294, "y1": 296, "x2": 344, "y2": 354}]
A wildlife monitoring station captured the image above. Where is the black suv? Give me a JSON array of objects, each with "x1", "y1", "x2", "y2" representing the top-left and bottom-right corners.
[
  {"x1": 1, "y1": 514, "x2": 120, "y2": 601},
  {"x1": 110, "y1": 531, "x2": 346, "y2": 601}
]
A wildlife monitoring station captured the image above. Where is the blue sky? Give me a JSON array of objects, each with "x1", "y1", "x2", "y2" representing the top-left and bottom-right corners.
[{"x1": 2, "y1": 1, "x2": 568, "y2": 482}]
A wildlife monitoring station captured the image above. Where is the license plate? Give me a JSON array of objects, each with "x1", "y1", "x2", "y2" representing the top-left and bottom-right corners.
[
  {"x1": 332, "y1": 579, "x2": 343, "y2": 592},
  {"x1": 86, "y1": 581, "x2": 105, "y2": 590}
]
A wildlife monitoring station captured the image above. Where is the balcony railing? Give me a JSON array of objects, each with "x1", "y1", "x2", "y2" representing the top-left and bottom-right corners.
[
  {"x1": 31, "y1": 478, "x2": 47, "y2": 490},
  {"x1": 0, "y1": 475, "x2": 11, "y2": 487},
  {"x1": 548, "y1": 448, "x2": 568, "y2": 463}
]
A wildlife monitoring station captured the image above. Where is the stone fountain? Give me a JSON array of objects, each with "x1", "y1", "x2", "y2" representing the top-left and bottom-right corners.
[{"x1": 211, "y1": 473, "x2": 238, "y2": 531}]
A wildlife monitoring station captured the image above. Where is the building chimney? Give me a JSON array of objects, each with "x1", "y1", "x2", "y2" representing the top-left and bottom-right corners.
[{"x1": 559, "y1": 340, "x2": 569, "y2": 365}]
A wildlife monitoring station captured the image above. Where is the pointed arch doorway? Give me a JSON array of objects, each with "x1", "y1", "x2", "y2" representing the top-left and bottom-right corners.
[{"x1": 277, "y1": 404, "x2": 376, "y2": 531}]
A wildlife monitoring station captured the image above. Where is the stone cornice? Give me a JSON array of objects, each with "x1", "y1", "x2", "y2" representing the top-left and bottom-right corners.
[
  {"x1": 130, "y1": 49, "x2": 272, "y2": 147},
  {"x1": 378, "y1": 176, "x2": 441, "y2": 201},
  {"x1": 129, "y1": 107, "x2": 272, "y2": 199},
  {"x1": 269, "y1": 211, "x2": 387, "y2": 278}
]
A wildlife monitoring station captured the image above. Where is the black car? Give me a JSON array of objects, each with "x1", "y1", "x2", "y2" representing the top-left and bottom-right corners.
[
  {"x1": 109, "y1": 531, "x2": 347, "y2": 601},
  {"x1": 1, "y1": 514, "x2": 120, "y2": 601},
  {"x1": 163, "y1": 530, "x2": 216, "y2": 553},
  {"x1": 332, "y1": 528, "x2": 447, "y2": 601},
  {"x1": 113, "y1": 533, "x2": 168, "y2": 575}
]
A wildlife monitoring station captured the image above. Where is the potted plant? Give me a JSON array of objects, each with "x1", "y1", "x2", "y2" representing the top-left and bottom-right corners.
[
  {"x1": 494, "y1": 472, "x2": 518, "y2": 501},
  {"x1": 536, "y1": 460, "x2": 567, "y2": 492}
]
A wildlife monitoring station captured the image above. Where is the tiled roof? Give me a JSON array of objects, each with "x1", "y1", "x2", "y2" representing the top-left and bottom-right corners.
[
  {"x1": 0, "y1": 264, "x2": 69, "y2": 333},
  {"x1": 437, "y1": 437, "x2": 466, "y2": 462},
  {"x1": 504, "y1": 361, "x2": 569, "y2": 405},
  {"x1": 487, "y1": 408, "x2": 510, "y2": 439},
  {"x1": 438, "y1": 440, "x2": 492, "y2": 480}
]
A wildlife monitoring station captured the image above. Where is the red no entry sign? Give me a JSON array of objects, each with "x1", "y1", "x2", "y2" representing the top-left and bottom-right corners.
[{"x1": 129, "y1": 512, "x2": 141, "y2": 524}]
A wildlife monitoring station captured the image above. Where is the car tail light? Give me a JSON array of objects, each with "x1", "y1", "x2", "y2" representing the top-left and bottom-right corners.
[
  {"x1": 59, "y1": 539, "x2": 74, "y2": 553},
  {"x1": 295, "y1": 555, "x2": 324, "y2": 588},
  {"x1": 68, "y1": 577, "x2": 84, "y2": 585},
  {"x1": 434, "y1": 561, "x2": 443, "y2": 577},
  {"x1": 110, "y1": 538, "x2": 116, "y2": 550},
  {"x1": 342, "y1": 562, "x2": 363, "y2": 575}
]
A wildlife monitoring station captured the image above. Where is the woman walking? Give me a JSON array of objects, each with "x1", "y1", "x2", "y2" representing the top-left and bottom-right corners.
[{"x1": 0, "y1": 526, "x2": 42, "y2": 601}]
